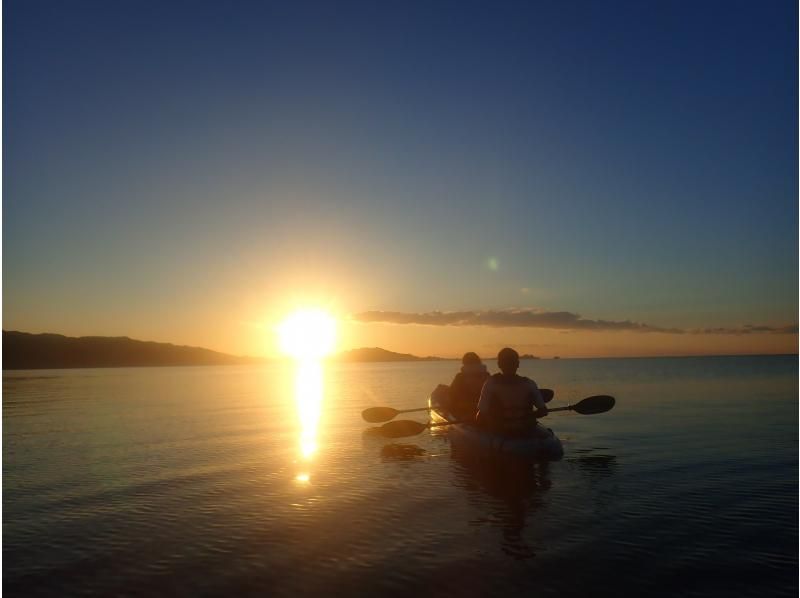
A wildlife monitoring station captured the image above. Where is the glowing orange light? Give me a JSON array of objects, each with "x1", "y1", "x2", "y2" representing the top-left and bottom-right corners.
[{"x1": 277, "y1": 308, "x2": 337, "y2": 359}]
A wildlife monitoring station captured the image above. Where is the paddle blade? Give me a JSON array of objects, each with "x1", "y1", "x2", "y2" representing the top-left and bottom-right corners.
[
  {"x1": 380, "y1": 420, "x2": 429, "y2": 438},
  {"x1": 573, "y1": 395, "x2": 616, "y2": 415},
  {"x1": 362, "y1": 407, "x2": 399, "y2": 423}
]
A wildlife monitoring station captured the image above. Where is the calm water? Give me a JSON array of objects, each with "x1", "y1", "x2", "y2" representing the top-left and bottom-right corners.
[{"x1": 4, "y1": 356, "x2": 797, "y2": 597}]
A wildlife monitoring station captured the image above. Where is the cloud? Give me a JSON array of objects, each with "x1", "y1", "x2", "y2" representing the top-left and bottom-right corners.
[
  {"x1": 352, "y1": 309, "x2": 680, "y2": 333},
  {"x1": 350, "y1": 309, "x2": 797, "y2": 335},
  {"x1": 689, "y1": 324, "x2": 799, "y2": 335}
]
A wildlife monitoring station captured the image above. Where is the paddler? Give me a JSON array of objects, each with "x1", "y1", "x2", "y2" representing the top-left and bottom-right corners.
[
  {"x1": 476, "y1": 347, "x2": 548, "y2": 435},
  {"x1": 448, "y1": 352, "x2": 490, "y2": 419}
]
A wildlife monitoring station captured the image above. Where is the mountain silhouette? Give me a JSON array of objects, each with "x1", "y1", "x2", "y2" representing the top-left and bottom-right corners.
[
  {"x1": 3, "y1": 331, "x2": 448, "y2": 369},
  {"x1": 333, "y1": 347, "x2": 447, "y2": 362},
  {"x1": 2, "y1": 331, "x2": 261, "y2": 370}
]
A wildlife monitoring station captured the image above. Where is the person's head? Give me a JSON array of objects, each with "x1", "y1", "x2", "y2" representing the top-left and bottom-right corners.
[
  {"x1": 497, "y1": 347, "x2": 519, "y2": 375},
  {"x1": 461, "y1": 352, "x2": 482, "y2": 366}
]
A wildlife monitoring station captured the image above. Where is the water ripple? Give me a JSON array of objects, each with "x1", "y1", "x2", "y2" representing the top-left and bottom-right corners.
[{"x1": 3, "y1": 359, "x2": 797, "y2": 597}]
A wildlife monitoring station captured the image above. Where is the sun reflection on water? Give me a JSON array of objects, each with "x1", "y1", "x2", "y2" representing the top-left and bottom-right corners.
[
  {"x1": 294, "y1": 359, "x2": 323, "y2": 461},
  {"x1": 277, "y1": 308, "x2": 337, "y2": 485}
]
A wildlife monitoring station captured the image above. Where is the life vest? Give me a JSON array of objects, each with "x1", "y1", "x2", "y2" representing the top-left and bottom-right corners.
[
  {"x1": 488, "y1": 373, "x2": 535, "y2": 433},
  {"x1": 460, "y1": 364, "x2": 488, "y2": 399},
  {"x1": 450, "y1": 365, "x2": 489, "y2": 416}
]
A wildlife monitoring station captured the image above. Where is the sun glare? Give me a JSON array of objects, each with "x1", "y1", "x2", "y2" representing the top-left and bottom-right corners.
[
  {"x1": 277, "y1": 308, "x2": 337, "y2": 359},
  {"x1": 277, "y1": 308, "x2": 336, "y2": 467}
]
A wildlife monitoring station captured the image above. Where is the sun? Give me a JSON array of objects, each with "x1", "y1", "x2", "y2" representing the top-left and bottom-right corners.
[{"x1": 277, "y1": 308, "x2": 337, "y2": 359}]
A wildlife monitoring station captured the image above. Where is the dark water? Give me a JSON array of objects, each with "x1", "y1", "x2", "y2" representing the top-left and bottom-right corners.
[{"x1": 4, "y1": 356, "x2": 797, "y2": 597}]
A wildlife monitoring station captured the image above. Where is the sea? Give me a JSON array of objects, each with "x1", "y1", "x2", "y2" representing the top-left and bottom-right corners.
[{"x1": 3, "y1": 355, "x2": 797, "y2": 597}]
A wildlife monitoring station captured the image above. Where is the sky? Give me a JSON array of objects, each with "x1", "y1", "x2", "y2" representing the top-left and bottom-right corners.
[{"x1": 4, "y1": 0, "x2": 798, "y2": 358}]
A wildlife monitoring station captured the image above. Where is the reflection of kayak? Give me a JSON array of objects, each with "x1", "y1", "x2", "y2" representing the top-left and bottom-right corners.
[{"x1": 428, "y1": 385, "x2": 564, "y2": 461}]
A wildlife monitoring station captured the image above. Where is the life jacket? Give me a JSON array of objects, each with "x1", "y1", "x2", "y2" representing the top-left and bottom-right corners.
[
  {"x1": 488, "y1": 373, "x2": 535, "y2": 433},
  {"x1": 459, "y1": 363, "x2": 488, "y2": 400},
  {"x1": 450, "y1": 365, "x2": 489, "y2": 416}
]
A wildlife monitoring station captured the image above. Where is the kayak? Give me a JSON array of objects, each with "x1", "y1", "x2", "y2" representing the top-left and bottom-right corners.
[{"x1": 428, "y1": 384, "x2": 564, "y2": 461}]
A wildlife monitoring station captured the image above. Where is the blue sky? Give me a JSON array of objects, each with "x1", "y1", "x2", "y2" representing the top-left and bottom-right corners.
[{"x1": 4, "y1": 0, "x2": 797, "y2": 356}]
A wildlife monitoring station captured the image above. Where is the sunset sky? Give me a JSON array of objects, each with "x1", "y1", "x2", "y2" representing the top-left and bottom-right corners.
[{"x1": 4, "y1": 1, "x2": 798, "y2": 358}]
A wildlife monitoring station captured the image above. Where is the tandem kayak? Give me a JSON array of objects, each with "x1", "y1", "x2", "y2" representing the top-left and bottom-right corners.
[{"x1": 428, "y1": 384, "x2": 564, "y2": 461}]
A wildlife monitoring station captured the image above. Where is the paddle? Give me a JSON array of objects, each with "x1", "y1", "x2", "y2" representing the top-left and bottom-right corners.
[
  {"x1": 547, "y1": 394, "x2": 615, "y2": 415},
  {"x1": 362, "y1": 388, "x2": 555, "y2": 423},
  {"x1": 361, "y1": 406, "x2": 430, "y2": 423},
  {"x1": 376, "y1": 394, "x2": 615, "y2": 438}
]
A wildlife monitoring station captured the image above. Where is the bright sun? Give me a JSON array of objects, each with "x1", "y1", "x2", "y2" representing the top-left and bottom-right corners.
[{"x1": 277, "y1": 308, "x2": 337, "y2": 359}]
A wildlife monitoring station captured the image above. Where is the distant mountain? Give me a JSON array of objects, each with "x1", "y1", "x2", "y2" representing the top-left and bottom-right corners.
[
  {"x1": 2, "y1": 331, "x2": 263, "y2": 370},
  {"x1": 2, "y1": 331, "x2": 450, "y2": 369},
  {"x1": 334, "y1": 347, "x2": 448, "y2": 362}
]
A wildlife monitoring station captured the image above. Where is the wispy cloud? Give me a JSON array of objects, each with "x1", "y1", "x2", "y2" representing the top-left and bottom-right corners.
[
  {"x1": 688, "y1": 324, "x2": 799, "y2": 335},
  {"x1": 351, "y1": 310, "x2": 797, "y2": 335}
]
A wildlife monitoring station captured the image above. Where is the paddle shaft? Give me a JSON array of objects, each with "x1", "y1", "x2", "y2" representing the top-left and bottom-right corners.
[
  {"x1": 431, "y1": 397, "x2": 586, "y2": 421},
  {"x1": 434, "y1": 394, "x2": 613, "y2": 422},
  {"x1": 429, "y1": 406, "x2": 567, "y2": 427},
  {"x1": 361, "y1": 405, "x2": 431, "y2": 422},
  {"x1": 424, "y1": 397, "x2": 599, "y2": 426},
  {"x1": 378, "y1": 394, "x2": 614, "y2": 438},
  {"x1": 414, "y1": 388, "x2": 552, "y2": 416},
  {"x1": 432, "y1": 406, "x2": 567, "y2": 425}
]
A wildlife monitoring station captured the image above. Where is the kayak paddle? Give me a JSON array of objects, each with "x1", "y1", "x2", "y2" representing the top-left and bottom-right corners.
[
  {"x1": 376, "y1": 394, "x2": 615, "y2": 438},
  {"x1": 361, "y1": 406, "x2": 431, "y2": 423},
  {"x1": 362, "y1": 388, "x2": 555, "y2": 423},
  {"x1": 546, "y1": 394, "x2": 615, "y2": 415}
]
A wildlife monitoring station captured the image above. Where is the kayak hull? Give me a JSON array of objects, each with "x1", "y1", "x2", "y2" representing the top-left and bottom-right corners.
[{"x1": 428, "y1": 384, "x2": 564, "y2": 461}]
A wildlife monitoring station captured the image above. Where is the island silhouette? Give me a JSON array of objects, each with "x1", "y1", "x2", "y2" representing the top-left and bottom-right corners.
[
  {"x1": 334, "y1": 347, "x2": 446, "y2": 363},
  {"x1": 2, "y1": 331, "x2": 450, "y2": 370}
]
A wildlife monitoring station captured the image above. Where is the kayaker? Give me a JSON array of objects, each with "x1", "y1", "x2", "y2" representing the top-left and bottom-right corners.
[
  {"x1": 476, "y1": 347, "x2": 548, "y2": 435},
  {"x1": 449, "y1": 352, "x2": 490, "y2": 419}
]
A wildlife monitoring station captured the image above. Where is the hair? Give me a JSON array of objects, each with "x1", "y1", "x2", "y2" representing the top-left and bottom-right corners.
[
  {"x1": 461, "y1": 352, "x2": 481, "y2": 366},
  {"x1": 497, "y1": 347, "x2": 519, "y2": 372}
]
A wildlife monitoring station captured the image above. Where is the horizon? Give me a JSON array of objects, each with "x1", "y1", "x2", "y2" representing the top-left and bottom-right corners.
[
  {"x1": 3, "y1": 328, "x2": 796, "y2": 362},
  {"x1": 4, "y1": 1, "x2": 798, "y2": 360}
]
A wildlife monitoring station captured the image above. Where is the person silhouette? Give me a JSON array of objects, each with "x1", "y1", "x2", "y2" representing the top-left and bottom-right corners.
[
  {"x1": 448, "y1": 352, "x2": 490, "y2": 420},
  {"x1": 476, "y1": 348, "x2": 548, "y2": 434}
]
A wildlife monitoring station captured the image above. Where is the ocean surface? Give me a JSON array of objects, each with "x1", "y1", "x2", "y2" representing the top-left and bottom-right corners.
[{"x1": 3, "y1": 356, "x2": 798, "y2": 597}]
